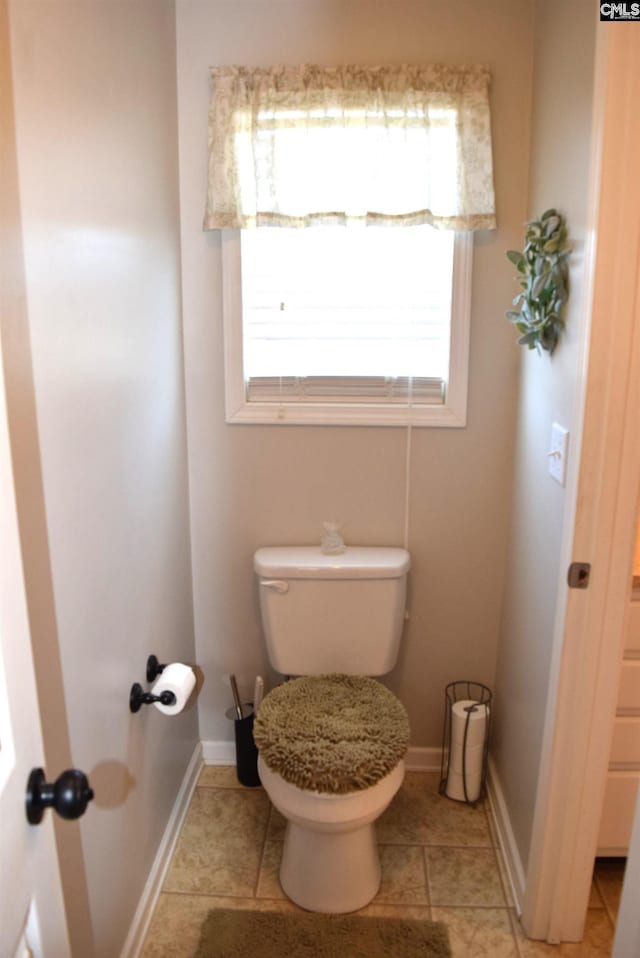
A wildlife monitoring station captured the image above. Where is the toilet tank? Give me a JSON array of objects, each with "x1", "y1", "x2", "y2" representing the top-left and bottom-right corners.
[{"x1": 254, "y1": 546, "x2": 410, "y2": 676}]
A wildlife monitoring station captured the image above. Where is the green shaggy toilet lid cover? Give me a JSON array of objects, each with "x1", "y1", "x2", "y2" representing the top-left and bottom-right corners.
[{"x1": 253, "y1": 674, "x2": 410, "y2": 795}]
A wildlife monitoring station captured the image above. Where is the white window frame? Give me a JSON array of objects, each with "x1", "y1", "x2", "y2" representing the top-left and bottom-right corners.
[{"x1": 221, "y1": 229, "x2": 473, "y2": 427}]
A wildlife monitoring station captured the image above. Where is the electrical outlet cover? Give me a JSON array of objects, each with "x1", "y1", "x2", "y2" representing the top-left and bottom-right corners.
[{"x1": 549, "y1": 423, "x2": 569, "y2": 485}]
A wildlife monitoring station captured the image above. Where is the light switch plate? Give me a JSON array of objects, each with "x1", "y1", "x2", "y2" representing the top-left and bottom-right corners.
[{"x1": 548, "y1": 423, "x2": 569, "y2": 485}]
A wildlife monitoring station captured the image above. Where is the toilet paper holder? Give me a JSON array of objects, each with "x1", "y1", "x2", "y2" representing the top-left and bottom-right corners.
[
  {"x1": 146, "y1": 654, "x2": 166, "y2": 683},
  {"x1": 129, "y1": 682, "x2": 176, "y2": 713},
  {"x1": 129, "y1": 653, "x2": 173, "y2": 713},
  {"x1": 439, "y1": 680, "x2": 492, "y2": 806},
  {"x1": 130, "y1": 654, "x2": 196, "y2": 715}
]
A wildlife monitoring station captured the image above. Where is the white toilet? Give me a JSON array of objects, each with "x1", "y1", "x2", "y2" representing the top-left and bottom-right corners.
[{"x1": 252, "y1": 545, "x2": 411, "y2": 913}]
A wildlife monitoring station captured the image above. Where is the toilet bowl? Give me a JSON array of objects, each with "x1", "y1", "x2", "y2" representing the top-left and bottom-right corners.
[
  {"x1": 253, "y1": 672, "x2": 410, "y2": 912},
  {"x1": 253, "y1": 545, "x2": 411, "y2": 912},
  {"x1": 258, "y1": 755, "x2": 405, "y2": 913}
]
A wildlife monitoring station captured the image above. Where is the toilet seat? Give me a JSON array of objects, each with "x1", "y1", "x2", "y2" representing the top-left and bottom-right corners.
[{"x1": 253, "y1": 673, "x2": 409, "y2": 794}]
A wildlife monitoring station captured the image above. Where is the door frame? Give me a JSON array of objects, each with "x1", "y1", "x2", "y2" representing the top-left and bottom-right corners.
[{"x1": 521, "y1": 24, "x2": 640, "y2": 942}]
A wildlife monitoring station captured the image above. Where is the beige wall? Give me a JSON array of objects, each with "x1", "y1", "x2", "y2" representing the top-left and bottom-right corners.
[
  {"x1": 6, "y1": 2, "x2": 197, "y2": 955},
  {"x1": 176, "y1": 0, "x2": 535, "y2": 745},
  {"x1": 492, "y1": 0, "x2": 597, "y2": 872}
]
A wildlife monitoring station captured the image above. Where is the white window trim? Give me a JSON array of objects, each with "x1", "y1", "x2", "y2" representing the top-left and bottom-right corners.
[{"x1": 221, "y1": 230, "x2": 472, "y2": 427}]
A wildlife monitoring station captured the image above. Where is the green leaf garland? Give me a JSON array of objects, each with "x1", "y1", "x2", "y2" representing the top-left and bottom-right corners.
[{"x1": 506, "y1": 209, "x2": 571, "y2": 356}]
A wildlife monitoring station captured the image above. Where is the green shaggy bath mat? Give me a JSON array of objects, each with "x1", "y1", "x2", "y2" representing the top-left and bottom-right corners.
[
  {"x1": 194, "y1": 908, "x2": 451, "y2": 958},
  {"x1": 253, "y1": 674, "x2": 410, "y2": 794}
]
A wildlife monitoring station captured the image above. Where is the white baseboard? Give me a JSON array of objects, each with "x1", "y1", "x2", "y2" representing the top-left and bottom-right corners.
[
  {"x1": 486, "y1": 756, "x2": 526, "y2": 914},
  {"x1": 201, "y1": 740, "x2": 442, "y2": 772},
  {"x1": 119, "y1": 742, "x2": 203, "y2": 958}
]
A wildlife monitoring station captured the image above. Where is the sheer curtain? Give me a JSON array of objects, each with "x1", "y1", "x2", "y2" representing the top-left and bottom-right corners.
[{"x1": 203, "y1": 64, "x2": 496, "y2": 231}]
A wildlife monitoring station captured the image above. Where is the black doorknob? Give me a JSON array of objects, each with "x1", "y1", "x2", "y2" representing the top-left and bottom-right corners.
[{"x1": 26, "y1": 767, "x2": 94, "y2": 825}]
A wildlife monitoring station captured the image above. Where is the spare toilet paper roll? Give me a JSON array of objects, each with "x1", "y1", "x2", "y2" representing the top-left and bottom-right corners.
[
  {"x1": 445, "y1": 767, "x2": 483, "y2": 803},
  {"x1": 151, "y1": 663, "x2": 196, "y2": 715},
  {"x1": 449, "y1": 741, "x2": 485, "y2": 778},
  {"x1": 451, "y1": 699, "x2": 490, "y2": 748}
]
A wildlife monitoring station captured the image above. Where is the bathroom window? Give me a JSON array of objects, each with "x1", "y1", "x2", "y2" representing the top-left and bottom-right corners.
[
  {"x1": 221, "y1": 226, "x2": 473, "y2": 426},
  {"x1": 205, "y1": 63, "x2": 496, "y2": 426}
]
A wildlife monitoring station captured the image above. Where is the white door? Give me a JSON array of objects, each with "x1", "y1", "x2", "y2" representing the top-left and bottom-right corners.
[{"x1": 0, "y1": 342, "x2": 71, "y2": 957}]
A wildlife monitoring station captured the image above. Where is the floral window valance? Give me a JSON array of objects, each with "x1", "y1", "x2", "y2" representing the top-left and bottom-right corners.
[{"x1": 203, "y1": 64, "x2": 497, "y2": 232}]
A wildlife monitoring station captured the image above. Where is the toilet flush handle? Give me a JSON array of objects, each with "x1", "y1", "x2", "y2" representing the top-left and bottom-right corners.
[{"x1": 260, "y1": 579, "x2": 289, "y2": 594}]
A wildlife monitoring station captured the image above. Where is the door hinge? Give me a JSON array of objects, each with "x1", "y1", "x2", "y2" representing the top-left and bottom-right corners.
[{"x1": 567, "y1": 562, "x2": 591, "y2": 589}]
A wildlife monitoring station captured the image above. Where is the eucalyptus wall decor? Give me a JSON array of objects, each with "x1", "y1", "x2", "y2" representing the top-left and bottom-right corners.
[{"x1": 506, "y1": 209, "x2": 571, "y2": 356}]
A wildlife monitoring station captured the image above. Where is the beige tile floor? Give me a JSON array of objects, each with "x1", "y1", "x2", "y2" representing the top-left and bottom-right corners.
[{"x1": 141, "y1": 767, "x2": 624, "y2": 958}]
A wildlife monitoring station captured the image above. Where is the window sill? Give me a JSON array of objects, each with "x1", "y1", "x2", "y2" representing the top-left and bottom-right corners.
[{"x1": 225, "y1": 400, "x2": 467, "y2": 427}]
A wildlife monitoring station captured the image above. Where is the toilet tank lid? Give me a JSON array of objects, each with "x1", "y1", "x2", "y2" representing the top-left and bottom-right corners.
[{"x1": 254, "y1": 546, "x2": 410, "y2": 580}]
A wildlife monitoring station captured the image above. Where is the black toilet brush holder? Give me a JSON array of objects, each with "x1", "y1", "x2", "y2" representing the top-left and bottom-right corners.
[{"x1": 225, "y1": 704, "x2": 261, "y2": 787}]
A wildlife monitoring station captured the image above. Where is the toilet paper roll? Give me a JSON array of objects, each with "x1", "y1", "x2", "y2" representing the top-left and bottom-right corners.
[
  {"x1": 451, "y1": 699, "x2": 490, "y2": 748},
  {"x1": 445, "y1": 767, "x2": 483, "y2": 803},
  {"x1": 151, "y1": 663, "x2": 196, "y2": 715},
  {"x1": 445, "y1": 699, "x2": 488, "y2": 802},
  {"x1": 449, "y1": 741, "x2": 484, "y2": 778}
]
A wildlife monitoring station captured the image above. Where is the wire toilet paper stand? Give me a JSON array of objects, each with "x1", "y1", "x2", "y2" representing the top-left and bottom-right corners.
[{"x1": 439, "y1": 681, "x2": 492, "y2": 806}]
